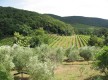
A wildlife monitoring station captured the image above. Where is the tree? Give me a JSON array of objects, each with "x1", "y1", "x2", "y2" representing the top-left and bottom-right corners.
[
  {"x1": 79, "y1": 49, "x2": 92, "y2": 61},
  {"x1": 88, "y1": 35, "x2": 98, "y2": 46},
  {"x1": 104, "y1": 33, "x2": 108, "y2": 46},
  {"x1": 65, "y1": 47, "x2": 79, "y2": 62},
  {"x1": 88, "y1": 35, "x2": 103, "y2": 47},
  {"x1": 14, "y1": 32, "x2": 31, "y2": 47},
  {"x1": 17, "y1": 24, "x2": 32, "y2": 35},
  {"x1": 12, "y1": 45, "x2": 33, "y2": 78},
  {"x1": 0, "y1": 64, "x2": 13, "y2": 80},
  {"x1": 0, "y1": 46, "x2": 14, "y2": 80},
  {"x1": 94, "y1": 46, "x2": 108, "y2": 75},
  {"x1": 27, "y1": 56, "x2": 54, "y2": 80},
  {"x1": 55, "y1": 48, "x2": 65, "y2": 63},
  {"x1": 30, "y1": 28, "x2": 49, "y2": 47}
]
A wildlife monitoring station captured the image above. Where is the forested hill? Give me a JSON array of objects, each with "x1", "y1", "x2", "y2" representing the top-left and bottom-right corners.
[
  {"x1": 47, "y1": 14, "x2": 108, "y2": 27},
  {"x1": 0, "y1": 6, "x2": 74, "y2": 36}
]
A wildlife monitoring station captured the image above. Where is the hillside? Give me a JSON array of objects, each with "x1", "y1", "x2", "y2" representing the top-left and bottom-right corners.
[
  {"x1": 0, "y1": 6, "x2": 74, "y2": 37},
  {"x1": 47, "y1": 14, "x2": 108, "y2": 27}
]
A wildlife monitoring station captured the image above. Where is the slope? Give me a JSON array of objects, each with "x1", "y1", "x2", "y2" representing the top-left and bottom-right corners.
[
  {"x1": 0, "y1": 6, "x2": 74, "y2": 37},
  {"x1": 47, "y1": 14, "x2": 108, "y2": 28}
]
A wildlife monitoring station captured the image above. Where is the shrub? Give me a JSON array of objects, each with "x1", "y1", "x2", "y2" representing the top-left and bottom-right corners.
[
  {"x1": 67, "y1": 50, "x2": 79, "y2": 62},
  {"x1": 55, "y1": 47, "x2": 65, "y2": 63},
  {"x1": 33, "y1": 44, "x2": 51, "y2": 62},
  {"x1": 12, "y1": 45, "x2": 33, "y2": 79},
  {"x1": 94, "y1": 46, "x2": 108, "y2": 75},
  {"x1": 0, "y1": 46, "x2": 14, "y2": 80},
  {"x1": 79, "y1": 49, "x2": 92, "y2": 61},
  {"x1": 79, "y1": 46, "x2": 99, "y2": 61},
  {"x1": 48, "y1": 47, "x2": 65, "y2": 63},
  {"x1": 0, "y1": 64, "x2": 13, "y2": 80},
  {"x1": 27, "y1": 56, "x2": 54, "y2": 80},
  {"x1": 65, "y1": 47, "x2": 79, "y2": 62}
]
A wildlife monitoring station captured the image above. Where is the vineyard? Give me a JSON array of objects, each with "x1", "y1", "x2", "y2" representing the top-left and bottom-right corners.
[{"x1": 48, "y1": 34, "x2": 90, "y2": 48}]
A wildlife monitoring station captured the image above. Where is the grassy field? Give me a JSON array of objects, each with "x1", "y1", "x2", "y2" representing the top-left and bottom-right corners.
[
  {"x1": 54, "y1": 62, "x2": 102, "y2": 80},
  {"x1": 12, "y1": 61, "x2": 102, "y2": 80}
]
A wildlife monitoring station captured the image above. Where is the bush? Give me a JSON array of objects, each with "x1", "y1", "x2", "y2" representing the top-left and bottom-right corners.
[
  {"x1": 27, "y1": 56, "x2": 54, "y2": 80},
  {"x1": 88, "y1": 35, "x2": 104, "y2": 47},
  {"x1": 33, "y1": 44, "x2": 51, "y2": 62},
  {"x1": 79, "y1": 49, "x2": 92, "y2": 61},
  {"x1": 48, "y1": 47, "x2": 65, "y2": 63},
  {"x1": 56, "y1": 47, "x2": 65, "y2": 63},
  {"x1": 0, "y1": 64, "x2": 13, "y2": 80},
  {"x1": 67, "y1": 50, "x2": 79, "y2": 62},
  {"x1": 65, "y1": 47, "x2": 79, "y2": 62},
  {"x1": 94, "y1": 46, "x2": 108, "y2": 75},
  {"x1": 30, "y1": 28, "x2": 49, "y2": 48},
  {"x1": 0, "y1": 46, "x2": 14, "y2": 80},
  {"x1": 79, "y1": 46, "x2": 98, "y2": 61},
  {"x1": 12, "y1": 45, "x2": 33, "y2": 72}
]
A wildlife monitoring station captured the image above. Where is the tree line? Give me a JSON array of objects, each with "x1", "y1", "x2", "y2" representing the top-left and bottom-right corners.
[{"x1": 0, "y1": 6, "x2": 74, "y2": 38}]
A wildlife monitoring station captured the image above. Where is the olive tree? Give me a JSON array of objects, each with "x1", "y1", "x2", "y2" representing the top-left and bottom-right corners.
[
  {"x1": 79, "y1": 49, "x2": 92, "y2": 61},
  {"x1": 12, "y1": 45, "x2": 33, "y2": 78},
  {"x1": 48, "y1": 47, "x2": 65, "y2": 64},
  {"x1": 79, "y1": 46, "x2": 99, "y2": 61},
  {"x1": 0, "y1": 64, "x2": 13, "y2": 80},
  {"x1": 55, "y1": 47, "x2": 65, "y2": 63},
  {"x1": 65, "y1": 47, "x2": 79, "y2": 62},
  {"x1": 33, "y1": 44, "x2": 51, "y2": 62},
  {"x1": 27, "y1": 56, "x2": 54, "y2": 80},
  {"x1": 0, "y1": 46, "x2": 14, "y2": 80}
]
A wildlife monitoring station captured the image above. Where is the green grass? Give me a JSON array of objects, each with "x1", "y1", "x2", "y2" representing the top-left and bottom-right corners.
[
  {"x1": 0, "y1": 37, "x2": 14, "y2": 46},
  {"x1": 54, "y1": 62, "x2": 102, "y2": 80}
]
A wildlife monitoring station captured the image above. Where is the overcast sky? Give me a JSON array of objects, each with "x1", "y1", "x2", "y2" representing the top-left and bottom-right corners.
[{"x1": 0, "y1": 0, "x2": 108, "y2": 19}]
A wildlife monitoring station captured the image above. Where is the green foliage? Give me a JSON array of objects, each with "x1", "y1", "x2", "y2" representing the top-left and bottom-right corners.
[
  {"x1": 79, "y1": 48, "x2": 92, "y2": 61},
  {"x1": 67, "y1": 50, "x2": 79, "y2": 62},
  {"x1": 47, "y1": 47, "x2": 65, "y2": 63},
  {"x1": 27, "y1": 56, "x2": 54, "y2": 80},
  {"x1": 55, "y1": 48, "x2": 65, "y2": 63},
  {"x1": 30, "y1": 28, "x2": 49, "y2": 47},
  {"x1": 94, "y1": 46, "x2": 108, "y2": 75},
  {"x1": 48, "y1": 14, "x2": 108, "y2": 28},
  {"x1": 0, "y1": 44, "x2": 58, "y2": 80},
  {"x1": 79, "y1": 46, "x2": 98, "y2": 61},
  {"x1": 0, "y1": 46, "x2": 14, "y2": 80},
  {"x1": 0, "y1": 46, "x2": 14, "y2": 71},
  {"x1": 88, "y1": 35, "x2": 104, "y2": 47},
  {"x1": 33, "y1": 44, "x2": 51, "y2": 62},
  {"x1": 104, "y1": 36, "x2": 108, "y2": 46},
  {"x1": 14, "y1": 32, "x2": 31, "y2": 47},
  {"x1": 0, "y1": 64, "x2": 13, "y2": 80},
  {"x1": 65, "y1": 47, "x2": 79, "y2": 61},
  {"x1": 0, "y1": 37, "x2": 14, "y2": 46},
  {"x1": 12, "y1": 44, "x2": 55, "y2": 80},
  {"x1": 17, "y1": 24, "x2": 32, "y2": 35},
  {"x1": 12, "y1": 45, "x2": 33, "y2": 72},
  {"x1": 14, "y1": 29, "x2": 49, "y2": 47},
  {"x1": 0, "y1": 7, "x2": 74, "y2": 36},
  {"x1": 88, "y1": 35, "x2": 98, "y2": 46}
]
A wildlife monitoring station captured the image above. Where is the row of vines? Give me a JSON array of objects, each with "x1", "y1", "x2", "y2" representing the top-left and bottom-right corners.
[{"x1": 48, "y1": 34, "x2": 90, "y2": 48}]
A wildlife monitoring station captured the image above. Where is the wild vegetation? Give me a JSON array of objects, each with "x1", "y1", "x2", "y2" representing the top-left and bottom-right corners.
[
  {"x1": 0, "y1": 6, "x2": 74, "y2": 37},
  {"x1": 0, "y1": 6, "x2": 108, "y2": 80}
]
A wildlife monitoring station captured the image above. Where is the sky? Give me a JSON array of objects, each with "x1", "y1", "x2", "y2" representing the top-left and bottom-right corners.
[{"x1": 0, "y1": 0, "x2": 108, "y2": 19}]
